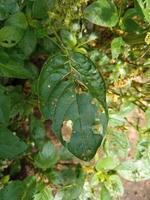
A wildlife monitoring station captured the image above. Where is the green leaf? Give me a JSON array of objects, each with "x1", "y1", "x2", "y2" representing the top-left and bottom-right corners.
[
  {"x1": 18, "y1": 29, "x2": 37, "y2": 57},
  {"x1": 0, "y1": 181, "x2": 25, "y2": 200},
  {"x1": 84, "y1": 0, "x2": 119, "y2": 27},
  {"x1": 137, "y1": 0, "x2": 150, "y2": 23},
  {"x1": 0, "y1": 0, "x2": 19, "y2": 21},
  {"x1": 38, "y1": 52, "x2": 108, "y2": 161},
  {"x1": 54, "y1": 167, "x2": 85, "y2": 200},
  {"x1": 32, "y1": 0, "x2": 48, "y2": 19},
  {"x1": 121, "y1": 8, "x2": 143, "y2": 33},
  {"x1": 33, "y1": 186, "x2": 53, "y2": 200},
  {"x1": 0, "y1": 127, "x2": 27, "y2": 160},
  {"x1": 0, "y1": 87, "x2": 10, "y2": 125},
  {"x1": 117, "y1": 159, "x2": 150, "y2": 181},
  {"x1": 104, "y1": 131, "x2": 130, "y2": 158},
  {"x1": 111, "y1": 37, "x2": 125, "y2": 59},
  {"x1": 105, "y1": 175, "x2": 124, "y2": 198},
  {"x1": 30, "y1": 116, "x2": 46, "y2": 148},
  {"x1": 0, "y1": 177, "x2": 36, "y2": 200},
  {"x1": 60, "y1": 29, "x2": 77, "y2": 48},
  {"x1": 34, "y1": 142, "x2": 58, "y2": 170},
  {"x1": 0, "y1": 51, "x2": 32, "y2": 79},
  {"x1": 96, "y1": 156, "x2": 119, "y2": 171},
  {"x1": 0, "y1": 26, "x2": 24, "y2": 48},
  {"x1": 100, "y1": 185, "x2": 112, "y2": 200},
  {"x1": 5, "y1": 12, "x2": 28, "y2": 30}
]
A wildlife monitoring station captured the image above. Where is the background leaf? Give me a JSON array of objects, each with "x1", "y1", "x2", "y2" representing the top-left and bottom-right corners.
[
  {"x1": 84, "y1": 0, "x2": 119, "y2": 27},
  {"x1": 0, "y1": 127, "x2": 27, "y2": 160}
]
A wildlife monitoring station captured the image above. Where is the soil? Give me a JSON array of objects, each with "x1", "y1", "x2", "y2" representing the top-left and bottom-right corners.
[{"x1": 122, "y1": 180, "x2": 150, "y2": 200}]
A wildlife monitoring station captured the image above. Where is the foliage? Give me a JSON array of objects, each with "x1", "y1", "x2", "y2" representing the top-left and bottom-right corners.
[{"x1": 0, "y1": 0, "x2": 149, "y2": 199}]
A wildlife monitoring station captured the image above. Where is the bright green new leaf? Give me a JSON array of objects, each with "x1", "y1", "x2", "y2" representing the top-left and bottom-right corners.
[
  {"x1": 0, "y1": 127, "x2": 27, "y2": 160},
  {"x1": 38, "y1": 52, "x2": 108, "y2": 160},
  {"x1": 100, "y1": 185, "x2": 112, "y2": 200},
  {"x1": 5, "y1": 12, "x2": 28, "y2": 30},
  {"x1": 0, "y1": 26, "x2": 24, "y2": 48},
  {"x1": 96, "y1": 156, "x2": 119, "y2": 171},
  {"x1": 60, "y1": 29, "x2": 77, "y2": 48},
  {"x1": 84, "y1": 0, "x2": 119, "y2": 27}
]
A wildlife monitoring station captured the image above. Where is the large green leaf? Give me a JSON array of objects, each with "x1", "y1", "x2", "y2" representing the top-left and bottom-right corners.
[
  {"x1": 0, "y1": 127, "x2": 27, "y2": 160},
  {"x1": 38, "y1": 52, "x2": 108, "y2": 160},
  {"x1": 84, "y1": 0, "x2": 119, "y2": 27}
]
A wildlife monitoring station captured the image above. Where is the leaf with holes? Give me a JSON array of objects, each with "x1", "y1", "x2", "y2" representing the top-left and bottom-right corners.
[
  {"x1": 38, "y1": 52, "x2": 108, "y2": 160},
  {"x1": 0, "y1": 26, "x2": 24, "y2": 48}
]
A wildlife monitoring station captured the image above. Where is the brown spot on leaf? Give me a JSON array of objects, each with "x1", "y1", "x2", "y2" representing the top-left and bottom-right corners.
[{"x1": 61, "y1": 120, "x2": 73, "y2": 142}]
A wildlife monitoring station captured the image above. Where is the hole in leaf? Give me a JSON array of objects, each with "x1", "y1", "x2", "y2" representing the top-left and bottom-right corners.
[
  {"x1": 2, "y1": 40, "x2": 9, "y2": 44},
  {"x1": 61, "y1": 120, "x2": 73, "y2": 142},
  {"x1": 11, "y1": 40, "x2": 16, "y2": 44}
]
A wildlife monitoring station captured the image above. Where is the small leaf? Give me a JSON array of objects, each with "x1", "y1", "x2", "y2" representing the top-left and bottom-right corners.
[
  {"x1": 84, "y1": 0, "x2": 119, "y2": 27},
  {"x1": 96, "y1": 156, "x2": 119, "y2": 171},
  {"x1": 0, "y1": 26, "x2": 24, "y2": 48},
  {"x1": 0, "y1": 127, "x2": 27, "y2": 160},
  {"x1": 111, "y1": 37, "x2": 125, "y2": 59},
  {"x1": 60, "y1": 29, "x2": 77, "y2": 48},
  {"x1": 34, "y1": 142, "x2": 58, "y2": 170},
  {"x1": 117, "y1": 159, "x2": 150, "y2": 181},
  {"x1": 100, "y1": 185, "x2": 112, "y2": 200}
]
